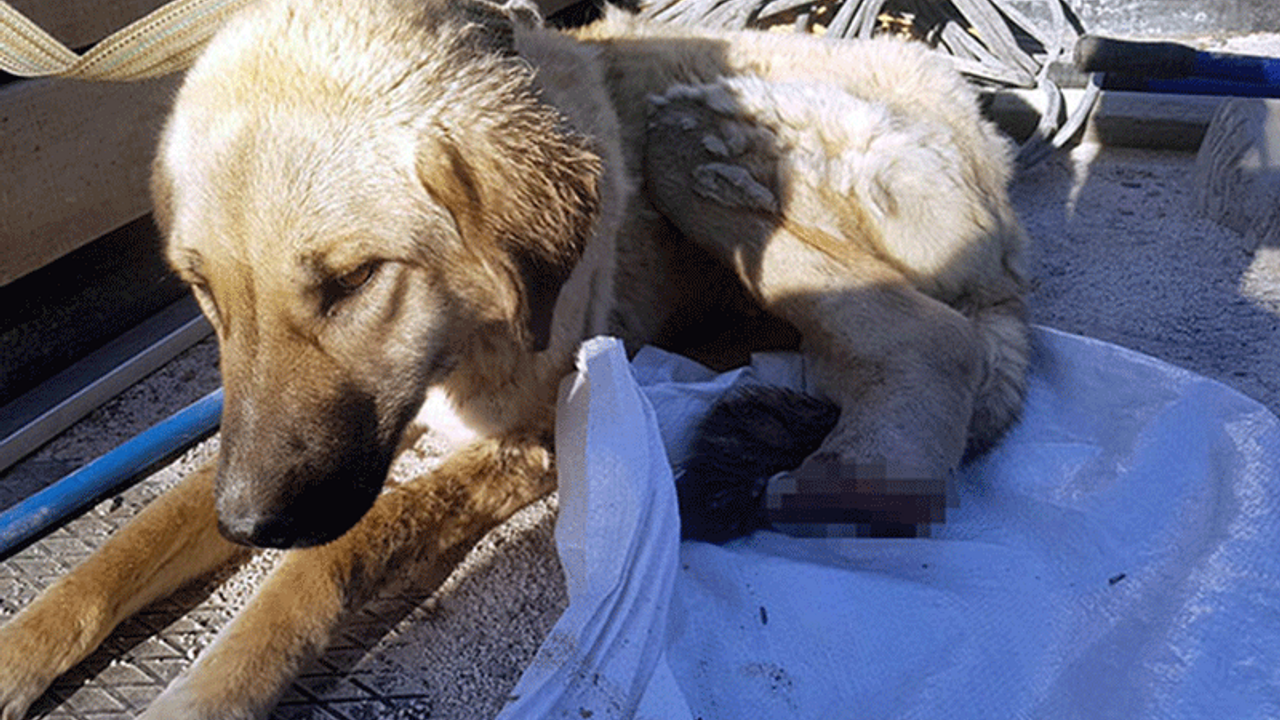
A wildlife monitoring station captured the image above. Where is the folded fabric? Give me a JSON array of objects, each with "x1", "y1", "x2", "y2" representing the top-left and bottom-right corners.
[{"x1": 499, "y1": 327, "x2": 1280, "y2": 720}]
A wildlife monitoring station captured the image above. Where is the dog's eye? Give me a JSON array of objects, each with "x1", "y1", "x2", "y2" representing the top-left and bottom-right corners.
[
  {"x1": 335, "y1": 262, "x2": 378, "y2": 293},
  {"x1": 322, "y1": 262, "x2": 382, "y2": 318}
]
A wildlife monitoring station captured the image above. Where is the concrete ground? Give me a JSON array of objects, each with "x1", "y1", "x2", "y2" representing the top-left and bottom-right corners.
[{"x1": 4, "y1": 69, "x2": 1280, "y2": 720}]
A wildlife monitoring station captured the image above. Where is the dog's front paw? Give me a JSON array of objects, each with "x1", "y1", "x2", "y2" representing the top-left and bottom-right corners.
[
  {"x1": 0, "y1": 608, "x2": 78, "y2": 720},
  {"x1": 138, "y1": 683, "x2": 203, "y2": 720},
  {"x1": 0, "y1": 660, "x2": 50, "y2": 720},
  {"x1": 140, "y1": 673, "x2": 260, "y2": 720}
]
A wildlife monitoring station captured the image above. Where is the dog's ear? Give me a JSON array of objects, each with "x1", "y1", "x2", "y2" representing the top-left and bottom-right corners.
[{"x1": 419, "y1": 114, "x2": 601, "y2": 352}]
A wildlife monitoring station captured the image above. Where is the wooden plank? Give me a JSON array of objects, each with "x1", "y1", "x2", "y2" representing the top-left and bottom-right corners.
[
  {"x1": 0, "y1": 74, "x2": 180, "y2": 286},
  {"x1": 4, "y1": 0, "x2": 170, "y2": 49}
]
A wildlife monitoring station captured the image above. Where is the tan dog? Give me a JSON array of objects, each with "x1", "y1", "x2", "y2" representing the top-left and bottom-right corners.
[{"x1": 0, "y1": 0, "x2": 1028, "y2": 716}]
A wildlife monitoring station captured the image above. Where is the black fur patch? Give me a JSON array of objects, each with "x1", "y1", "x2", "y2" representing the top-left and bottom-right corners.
[{"x1": 675, "y1": 386, "x2": 838, "y2": 542}]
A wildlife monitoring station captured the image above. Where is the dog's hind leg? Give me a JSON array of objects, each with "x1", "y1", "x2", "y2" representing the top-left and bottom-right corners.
[
  {"x1": 645, "y1": 77, "x2": 1017, "y2": 530},
  {"x1": 0, "y1": 464, "x2": 244, "y2": 720},
  {"x1": 140, "y1": 434, "x2": 554, "y2": 720}
]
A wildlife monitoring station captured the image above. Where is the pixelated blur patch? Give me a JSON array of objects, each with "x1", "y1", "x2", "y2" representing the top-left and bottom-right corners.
[
  {"x1": 765, "y1": 454, "x2": 950, "y2": 538},
  {"x1": 675, "y1": 386, "x2": 955, "y2": 541}
]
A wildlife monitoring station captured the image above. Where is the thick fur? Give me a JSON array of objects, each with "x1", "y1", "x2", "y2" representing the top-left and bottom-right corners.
[
  {"x1": 677, "y1": 387, "x2": 841, "y2": 542},
  {"x1": 0, "y1": 0, "x2": 1029, "y2": 717}
]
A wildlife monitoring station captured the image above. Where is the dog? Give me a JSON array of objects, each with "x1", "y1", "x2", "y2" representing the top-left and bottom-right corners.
[{"x1": 0, "y1": 0, "x2": 1029, "y2": 716}]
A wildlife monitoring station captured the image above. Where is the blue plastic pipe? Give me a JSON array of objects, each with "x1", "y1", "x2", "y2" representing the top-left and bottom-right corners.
[
  {"x1": 1077, "y1": 35, "x2": 1280, "y2": 98},
  {"x1": 0, "y1": 389, "x2": 223, "y2": 558}
]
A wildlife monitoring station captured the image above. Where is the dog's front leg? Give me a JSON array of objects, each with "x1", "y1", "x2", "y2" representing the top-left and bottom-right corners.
[
  {"x1": 142, "y1": 434, "x2": 555, "y2": 720},
  {"x1": 0, "y1": 464, "x2": 245, "y2": 720}
]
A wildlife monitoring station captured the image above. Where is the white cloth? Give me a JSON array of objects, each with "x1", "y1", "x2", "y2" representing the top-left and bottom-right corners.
[{"x1": 499, "y1": 327, "x2": 1280, "y2": 720}]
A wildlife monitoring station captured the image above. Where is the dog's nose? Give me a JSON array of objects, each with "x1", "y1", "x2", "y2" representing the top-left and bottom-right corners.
[
  {"x1": 218, "y1": 511, "x2": 305, "y2": 549},
  {"x1": 217, "y1": 500, "x2": 356, "y2": 548}
]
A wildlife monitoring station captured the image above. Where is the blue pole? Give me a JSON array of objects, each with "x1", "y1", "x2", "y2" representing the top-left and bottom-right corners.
[
  {"x1": 1076, "y1": 35, "x2": 1280, "y2": 98},
  {"x1": 0, "y1": 389, "x2": 222, "y2": 558}
]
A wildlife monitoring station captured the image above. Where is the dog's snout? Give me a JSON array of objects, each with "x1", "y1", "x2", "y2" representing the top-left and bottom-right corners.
[
  {"x1": 214, "y1": 470, "x2": 376, "y2": 549},
  {"x1": 216, "y1": 488, "x2": 367, "y2": 548},
  {"x1": 218, "y1": 511, "x2": 300, "y2": 549},
  {"x1": 213, "y1": 384, "x2": 390, "y2": 549}
]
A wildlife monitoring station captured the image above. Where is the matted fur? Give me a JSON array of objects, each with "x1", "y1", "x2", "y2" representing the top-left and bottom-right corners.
[{"x1": 0, "y1": 0, "x2": 1028, "y2": 717}]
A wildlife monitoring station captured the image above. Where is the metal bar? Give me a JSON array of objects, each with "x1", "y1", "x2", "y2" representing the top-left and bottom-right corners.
[
  {"x1": 0, "y1": 388, "x2": 222, "y2": 558},
  {"x1": 0, "y1": 298, "x2": 212, "y2": 473}
]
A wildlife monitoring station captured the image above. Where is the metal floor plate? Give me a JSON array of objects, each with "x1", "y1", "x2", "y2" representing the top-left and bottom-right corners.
[{"x1": 0, "y1": 437, "x2": 565, "y2": 720}]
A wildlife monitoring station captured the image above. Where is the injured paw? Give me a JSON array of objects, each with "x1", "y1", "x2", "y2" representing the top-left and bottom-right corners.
[
  {"x1": 675, "y1": 386, "x2": 951, "y2": 542},
  {"x1": 765, "y1": 454, "x2": 951, "y2": 539},
  {"x1": 675, "y1": 386, "x2": 837, "y2": 543}
]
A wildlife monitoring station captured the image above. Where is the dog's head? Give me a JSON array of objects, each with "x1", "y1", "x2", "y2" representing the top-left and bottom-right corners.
[{"x1": 152, "y1": 0, "x2": 602, "y2": 547}]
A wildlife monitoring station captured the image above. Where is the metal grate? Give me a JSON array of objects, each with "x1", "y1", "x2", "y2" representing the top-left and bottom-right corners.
[{"x1": 1, "y1": 436, "x2": 566, "y2": 720}]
